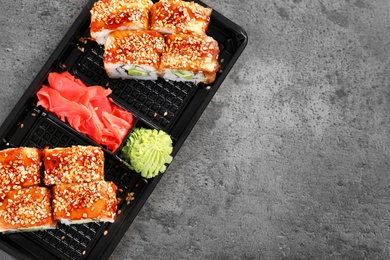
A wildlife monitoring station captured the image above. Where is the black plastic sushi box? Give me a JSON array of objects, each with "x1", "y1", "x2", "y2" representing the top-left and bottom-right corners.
[{"x1": 0, "y1": 0, "x2": 247, "y2": 259}]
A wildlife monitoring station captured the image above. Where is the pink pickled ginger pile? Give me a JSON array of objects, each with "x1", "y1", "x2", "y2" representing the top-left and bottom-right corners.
[{"x1": 37, "y1": 71, "x2": 134, "y2": 152}]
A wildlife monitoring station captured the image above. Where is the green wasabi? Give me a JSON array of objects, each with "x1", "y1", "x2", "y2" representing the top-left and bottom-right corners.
[{"x1": 121, "y1": 128, "x2": 173, "y2": 179}]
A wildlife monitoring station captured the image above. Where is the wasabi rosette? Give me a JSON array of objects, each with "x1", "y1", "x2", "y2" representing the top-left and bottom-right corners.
[{"x1": 121, "y1": 128, "x2": 173, "y2": 179}]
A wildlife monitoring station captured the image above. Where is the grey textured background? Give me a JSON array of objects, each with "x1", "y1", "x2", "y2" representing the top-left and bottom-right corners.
[{"x1": 1, "y1": 0, "x2": 390, "y2": 259}]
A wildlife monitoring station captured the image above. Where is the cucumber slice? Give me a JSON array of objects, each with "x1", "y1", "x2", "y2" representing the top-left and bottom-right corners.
[
  {"x1": 172, "y1": 70, "x2": 193, "y2": 80},
  {"x1": 123, "y1": 65, "x2": 150, "y2": 76},
  {"x1": 18, "y1": 227, "x2": 48, "y2": 231}
]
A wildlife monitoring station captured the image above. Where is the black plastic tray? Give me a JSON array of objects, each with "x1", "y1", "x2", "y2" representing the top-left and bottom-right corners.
[{"x1": 0, "y1": 0, "x2": 247, "y2": 259}]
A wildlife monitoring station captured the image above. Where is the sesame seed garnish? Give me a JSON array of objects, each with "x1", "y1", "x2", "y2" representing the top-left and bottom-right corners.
[
  {"x1": 90, "y1": 0, "x2": 152, "y2": 41},
  {"x1": 125, "y1": 192, "x2": 134, "y2": 205},
  {"x1": 52, "y1": 181, "x2": 117, "y2": 222},
  {"x1": 0, "y1": 147, "x2": 41, "y2": 197},
  {"x1": 104, "y1": 30, "x2": 164, "y2": 66},
  {"x1": 150, "y1": 0, "x2": 212, "y2": 35},
  {"x1": 0, "y1": 187, "x2": 54, "y2": 229},
  {"x1": 43, "y1": 146, "x2": 104, "y2": 185},
  {"x1": 160, "y1": 34, "x2": 220, "y2": 74}
]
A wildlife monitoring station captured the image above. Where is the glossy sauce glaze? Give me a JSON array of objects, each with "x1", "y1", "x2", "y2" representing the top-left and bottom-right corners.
[
  {"x1": 160, "y1": 33, "x2": 220, "y2": 72},
  {"x1": 43, "y1": 146, "x2": 104, "y2": 186},
  {"x1": 0, "y1": 187, "x2": 55, "y2": 231},
  {"x1": 150, "y1": 0, "x2": 212, "y2": 34},
  {"x1": 0, "y1": 147, "x2": 42, "y2": 200},
  {"x1": 52, "y1": 181, "x2": 117, "y2": 222},
  {"x1": 104, "y1": 30, "x2": 165, "y2": 66},
  {"x1": 90, "y1": 0, "x2": 153, "y2": 32}
]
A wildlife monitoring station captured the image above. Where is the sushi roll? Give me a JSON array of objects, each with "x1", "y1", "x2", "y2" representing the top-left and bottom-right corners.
[
  {"x1": 0, "y1": 186, "x2": 56, "y2": 233},
  {"x1": 43, "y1": 146, "x2": 104, "y2": 186},
  {"x1": 104, "y1": 30, "x2": 165, "y2": 80},
  {"x1": 159, "y1": 33, "x2": 220, "y2": 84},
  {"x1": 52, "y1": 181, "x2": 117, "y2": 224},
  {"x1": 90, "y1": 0, "x2": 153, "y2": 45},
  {"x1": 150, "y1": 0, "x2": 212, "y2": 35},
  {"x1": 0, "y1": 147, "x2": 41, "y2": 200}
]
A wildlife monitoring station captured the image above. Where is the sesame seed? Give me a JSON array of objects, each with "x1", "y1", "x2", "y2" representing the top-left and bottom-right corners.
[
  {"x1": 52, "y1": 181, "x2": 117, "y2": 222},
  {"x1": 90, "y1": 0, "x2": 152, "y2": 33},
  {"x1": 0, "y1": 187, "x2": 53, "y2": 228},
  {"x1": 160, "y1": 34, "x2": 220, "y2": 74},
  {"x1": 150, "y1": 0, "x2": 211, "y2": 34},
  {"x1": 104, "y1": 30, "x2": 164, "y2": 66},
  {"x1": 43, "y1": 146, "x2": 104, "y2": 185}
]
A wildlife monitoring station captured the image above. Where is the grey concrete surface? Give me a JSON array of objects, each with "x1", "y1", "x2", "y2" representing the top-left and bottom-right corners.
[{"x1": 1, "y1": 0, "x2": 390, "y2": 259}]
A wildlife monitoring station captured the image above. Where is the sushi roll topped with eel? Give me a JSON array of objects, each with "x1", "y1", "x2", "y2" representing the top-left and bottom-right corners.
[
  {"x1": 90, "y1": 0, "x2": 153, "y2": 45},
  {"x1": 0, "y1": 187, "x2": 55, "y2": 233},
  {"x1": 52, "y1": 181, "x2": 117, "y2": 224},
  {"x1": 42, "y1": 146, "x2": 105, "y2": 186},
  {"x1": 104, "y1": 30, "x2": 165, "y2": 80},
  {"x1": 160, "y1": 33, "x2": 220, "y2": 84},
  {"x1": 150, "y1": 0, "x2": 212, "y2": 35},
  {"x1": 0, "y1": 147, "x2": 42, "y2": 200}
]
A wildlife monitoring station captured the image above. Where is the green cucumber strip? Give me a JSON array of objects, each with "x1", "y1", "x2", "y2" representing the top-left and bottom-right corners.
[
  {"x1": 123, "y1": 65, "x2": 150, "y2": 76},
  {"x1": 172, "y1": 70, "x2": 193, "y2": 80},
  {"x1": 18, "y1": 227, "x2": 46, "y2": 231}
]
